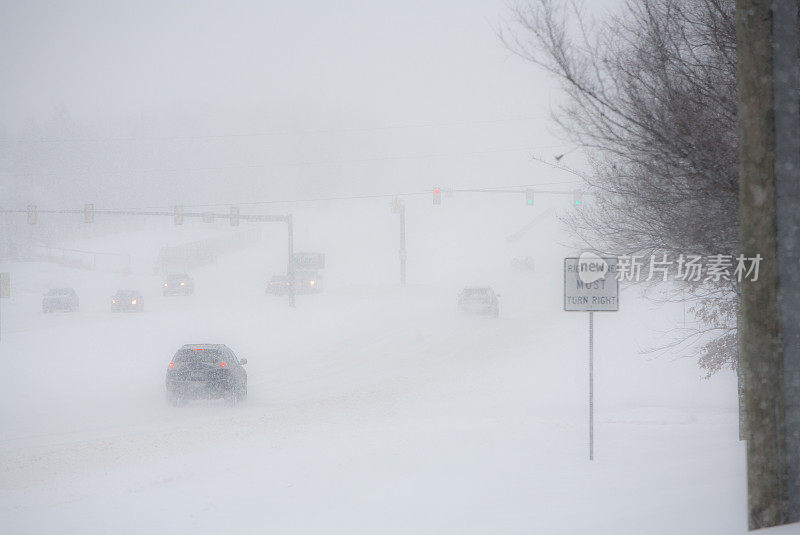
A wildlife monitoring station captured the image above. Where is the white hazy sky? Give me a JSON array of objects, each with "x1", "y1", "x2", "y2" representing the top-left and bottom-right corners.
[
  {"x1": 1, "y1": 1, "x2": 548, "y2": 124},
  {"x1": 0, "y1": 0, "x2": 616, "y2": 208}
]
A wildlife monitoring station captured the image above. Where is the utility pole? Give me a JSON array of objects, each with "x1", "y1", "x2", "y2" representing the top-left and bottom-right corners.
[
  {"x1": 736, "y1": 0, "x2": 800, "y2": 528},
  {"x1": 392, "y1": 196, "x2": 406, "y2": 285},
  {"x1": 287, "y1": 214, "x2": 295, "y2": 308},
  {"x1": 772, "y1": 0, "x2": 800, "y2": 523},
  {"x1": 399, "y1": 203, "x2": 407, "y2": 285}
]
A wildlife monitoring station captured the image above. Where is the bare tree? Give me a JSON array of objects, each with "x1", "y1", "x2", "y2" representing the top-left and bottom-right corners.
[{"x1": 502, "y1": 0, "x2": 740, "y2": 373}]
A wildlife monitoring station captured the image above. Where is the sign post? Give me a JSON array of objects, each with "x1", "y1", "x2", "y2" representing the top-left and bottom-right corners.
[
  {"x1": 564, "y1": 254, "x2": 619, "y2": 460},
  {"x1": 393, "y1": 198, "x2": 406, "y2": 285},
  {"x1": 589, "y1": 310, "x2": 593, "y2": 459},
  {"x1": 0, "y1": 272, "x2": 9, "y2": 342}
]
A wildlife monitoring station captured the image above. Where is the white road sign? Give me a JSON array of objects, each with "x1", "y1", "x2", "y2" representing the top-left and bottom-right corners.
[
  {"x1": 564, "y1": 254, "x2": 619, "y2": 311},
  {"x1": 293, "y1": 252, "x2": 325, "y2": 270}
]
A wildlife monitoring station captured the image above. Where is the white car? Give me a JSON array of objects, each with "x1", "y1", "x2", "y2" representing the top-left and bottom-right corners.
[{"x1": 458, "y1": 286, "x2": 500, "y2": 318}]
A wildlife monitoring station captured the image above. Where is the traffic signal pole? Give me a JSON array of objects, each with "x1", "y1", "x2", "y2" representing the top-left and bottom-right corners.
[
  {"x1": 287, "y1": 214, "x2": 295, "y2": 308},
  {"x1": 5, "y1": 206, "x2": 299, "y2": 308},
  {"x1": 399, "y1": 205, "x2": 407, "y2": 285}
]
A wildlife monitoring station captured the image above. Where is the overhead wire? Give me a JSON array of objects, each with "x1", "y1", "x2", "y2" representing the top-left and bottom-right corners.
[
  {"x1": 0, "y1": 115, "x2": 548, "y2": 144},
  {"x1": 1, "y1": 145, "x2": 572, "y2": 178}
]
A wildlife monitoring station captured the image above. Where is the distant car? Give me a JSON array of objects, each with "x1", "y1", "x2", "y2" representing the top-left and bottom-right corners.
[
  {"x1": 162, "y1": 273, "x2": 194, "y2": 296},
  {"x1": 111, "y1": 290, "x2": 144, "y2": 312},
  {"x1": 295, "y1": 270, "x2": 323, "y2": 294},
  {"x1": 42, "y1": 287, "x2": 79, "y2": 313},
  {"x1": 512, "y1": 255, "x2": 536, "y2": 271},
  {"x1": 458, "y1": 286, "x2": 500, "y2": 318},
  {"x1": 266, "y1": 271, "x2": 323, "y2": 295},
  {"x1": 266, "y1": 275, "x2": 292, "y2": 295},
  {"x1": 165, "y1": 344, "x2": 247, "y2": 406}
]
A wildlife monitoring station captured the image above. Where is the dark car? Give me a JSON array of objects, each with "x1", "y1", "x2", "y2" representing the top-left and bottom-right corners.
[
  {"x1": 458, "y1": 286, "x2": 500, "y2": 318},
  {"x1": 42, "y1": 287, "x2": 79, "y2": 313},
  {"x1": 162, "y1": 273, "x2": 194, "y2": 296},
  {"x1": 111, "y1": 290, "x2": 144, "y2": 312},
  {"x1": 266, "y1": 275, "x2": 292, "y2": 295},
  {"x1": 165, "y1": 344, "x2": 247, "y2": 406}
]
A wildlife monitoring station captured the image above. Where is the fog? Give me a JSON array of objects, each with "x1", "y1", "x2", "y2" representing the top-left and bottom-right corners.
[
  {"x1": 0, "y1": 2, "x2": 760, "y2": 534},
  {"x1": 0, "y1": 0, "x2": 579, "y2": 209}
]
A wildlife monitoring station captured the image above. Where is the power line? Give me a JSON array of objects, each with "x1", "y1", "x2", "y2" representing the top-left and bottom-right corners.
[
  {"x1": 528, "y1": 153, "x2": 589, "y2": 179},
  {"x1": 0, "y1": 115, "x2": 548, "y2": 144},
  {"x1": 0, "y1": 145, "x2": 567, "y2": 178}
]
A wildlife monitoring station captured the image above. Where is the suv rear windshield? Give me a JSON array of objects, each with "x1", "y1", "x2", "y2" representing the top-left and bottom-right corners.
[
  {"x1": 463, "y1": 288, "x2": 489, "y2": 296},
  {"x1": 47, "y1": 288, "x2": 72, "y2": 295},
  {"x1": 173, "y1": 348, "x2": 223, "y2": 364}
]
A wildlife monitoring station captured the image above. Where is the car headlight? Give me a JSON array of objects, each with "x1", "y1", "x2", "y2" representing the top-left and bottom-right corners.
[
  {"x1": 112, "y1": 299, "x2": 117, "y2": 303},
  {"x1": 163, "y1": 283, "x2": 168, "y2": 287},
  {"x1": 309, "y1": 280, "x2": 315, "y2": 286},
  {"x1": 180, "y1": 282, "x2": 185, "y2": 286},
  {"x1": 131, "y1": 299, "x2": 137, "y2": 305}
]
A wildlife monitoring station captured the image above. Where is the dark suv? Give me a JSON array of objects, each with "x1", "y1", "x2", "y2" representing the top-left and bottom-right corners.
[
  {"x1": 458, "y1": 286, "x2": 500, "y2": 318},
  {"x1": 42, "y1": 287, "x2": 79, "y2": 313},
  {"x1": 162, "y1": 273, "x2": 194, "y2": 296},
  {"x1": 165, "y1": 344, "x2": 247, "y2": 406}
]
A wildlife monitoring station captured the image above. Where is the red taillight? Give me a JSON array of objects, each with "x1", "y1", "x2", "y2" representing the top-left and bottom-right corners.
[
  {"x1": 220, "y1": 362, "x2": 226, "y2": 368},
  {"x1": 169, "y1": 362, "x2": 174, "y2": 368},
  {"x1": 194, "y1": 348, "x2": 204, "y2": 351}
]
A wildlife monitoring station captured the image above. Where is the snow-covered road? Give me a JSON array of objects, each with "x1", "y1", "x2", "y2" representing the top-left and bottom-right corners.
[{"x1": 0, "y1": 208, "x2": 778, "y2": 534}]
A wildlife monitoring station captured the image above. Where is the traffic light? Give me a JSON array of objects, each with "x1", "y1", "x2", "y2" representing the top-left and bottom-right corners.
[
  {"x1": 230, "y1": 206, "x2": 240, "y2": 226},
  {"x1": 525, "y1": 189, "x2": 535, "y2": 206},
  {"x1": 573, "y1": 189, "x2": 583, "y2": 206},
  {"x1": 174, "y1": 206, "x2": 183, "y2": 225},
  {"x1": 433, "y1": 187, "x2": 442, "y2": 205},
  {"x1": 27, "y1": 205, "x2": 37, "y2": 225},
  {"x1": 84, "y1": 203, "x2": 94, "y2": 223}
]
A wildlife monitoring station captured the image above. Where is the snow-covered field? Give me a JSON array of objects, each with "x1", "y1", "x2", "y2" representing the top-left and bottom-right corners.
[{"x1": 0, "y1": 199, "x2": 791, "y2": 534}]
